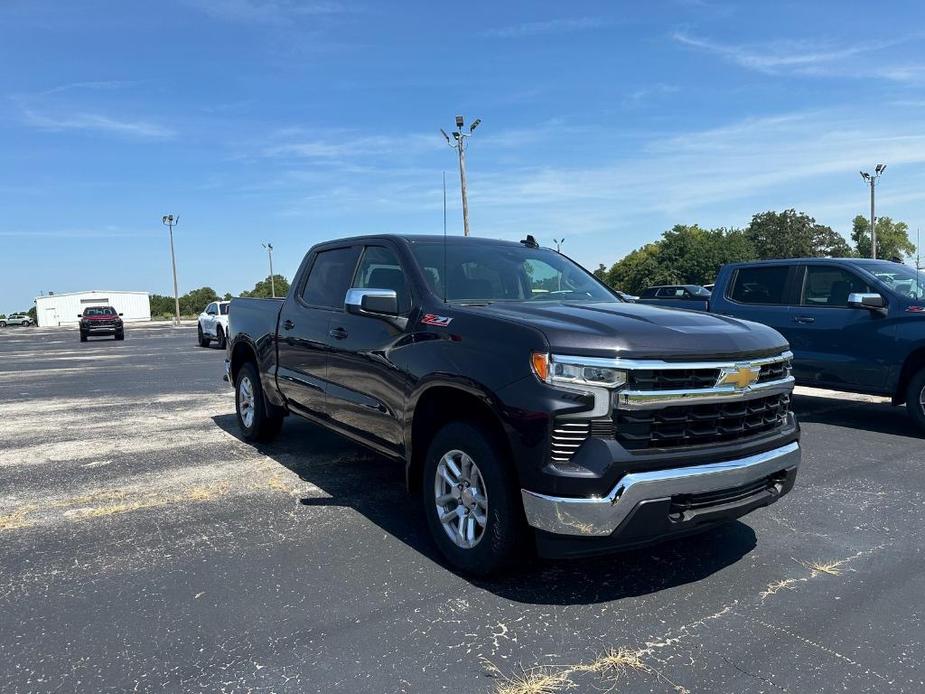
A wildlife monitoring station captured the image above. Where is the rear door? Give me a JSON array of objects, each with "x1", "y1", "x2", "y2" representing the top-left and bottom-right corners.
[
  {"x1": 787, "y1": 264, "x2": 892, "y2": 391},
  {"x1": 325, "y1": 243, "x2": 415, "y2": 454},
  {"x1": 276, "y1": 245, "x2": 361, "y2": 418},
  {"x1": 719, "y1": 264, "x2": 798, "y2": 340}
]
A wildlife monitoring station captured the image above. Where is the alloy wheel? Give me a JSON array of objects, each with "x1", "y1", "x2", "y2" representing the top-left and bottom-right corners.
[{"x1": 434, "y1": 449, "x2": 488, "y2": 549}]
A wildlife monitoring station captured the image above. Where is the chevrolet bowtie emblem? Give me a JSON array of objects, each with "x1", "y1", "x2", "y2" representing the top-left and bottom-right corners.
[{"x1": 717, "y1": 365, "x2": 761, "y2": 389}]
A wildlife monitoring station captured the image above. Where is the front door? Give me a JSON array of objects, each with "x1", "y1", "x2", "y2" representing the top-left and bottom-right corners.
[
  {"x1": 787, "y1": 264, "x2": 893, "y2": 391},
  {"x1": 325, "y1": 244, "x2": 415, "y2": 455},
  {"x1": 276, "y1": 246, "x2": 361, "y2": 418}
]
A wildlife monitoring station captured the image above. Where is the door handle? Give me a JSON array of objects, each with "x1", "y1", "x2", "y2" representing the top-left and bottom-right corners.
[
  {"x1": 283, "y1": 320, "x2": 295, "y2": 330},
  {"x1": 792, "y1": 315, "x2": 815, "y2": 324},
  {"x1": 329, "y1": 326, "x2": 348, "y2": 340}
]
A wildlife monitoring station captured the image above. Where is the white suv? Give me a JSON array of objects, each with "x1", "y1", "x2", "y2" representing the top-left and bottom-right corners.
[
  {"x1": 0, "y1": 314, "x2": 33, "y2": 327},
  {"x1": 197, "y1": 301, "x2": 230, "y2": 348}
]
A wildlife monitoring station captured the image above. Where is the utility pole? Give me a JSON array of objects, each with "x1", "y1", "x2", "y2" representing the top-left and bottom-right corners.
[
  {"x1": 860, "y1": 164, "x2": 886, "y2": 259},
  {"x1": 262, "y1": 243, "x2": 275, "y2": 298},
  {"x1": 441, "y1": 115, "x2": 481, "y2": 236},
  {"x1": 161, "y1": 214, "x2": 181, "y2": 326}
]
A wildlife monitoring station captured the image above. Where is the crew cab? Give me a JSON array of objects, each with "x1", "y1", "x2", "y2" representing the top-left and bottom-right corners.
[
  {"x1": 225, "y1": 235, "x2": 800, "y2": 575},
  {"x1": 710, "y1": 258, "x2": 925, "y2": 432},
  {"x1": 197, "y1": 300, "x2": 230, "y2": 348},
  {"x1": 79, "y1": 306, "x2": 124, "y2": 341},
  {"x1": 638, "y1": 285, "x2": 712, "y2": 311}
]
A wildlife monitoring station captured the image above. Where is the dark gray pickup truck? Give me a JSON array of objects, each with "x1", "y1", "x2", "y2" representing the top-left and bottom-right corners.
[{"x1": 225, "y1": 235, "x2": 800, "y2": 575}]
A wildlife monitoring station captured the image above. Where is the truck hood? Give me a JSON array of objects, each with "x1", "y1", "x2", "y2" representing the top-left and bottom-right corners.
[{"x1": 472, "y1": 301, "x2": 789, "y2": 360}]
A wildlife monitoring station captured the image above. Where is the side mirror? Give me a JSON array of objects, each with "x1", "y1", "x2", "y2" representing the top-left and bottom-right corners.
[
  {"x1": 118, "y1": 313, "x2": 124, "y2": 317},
  {"x1": 77, "y1": 314, "x2": 83, "y2": 318},
  {"x1": 345, "y1": 288, "x2": 399, "y2": 317},
  {"x1": 848, "y1": 292, "x2": 885, "y2": 310}
]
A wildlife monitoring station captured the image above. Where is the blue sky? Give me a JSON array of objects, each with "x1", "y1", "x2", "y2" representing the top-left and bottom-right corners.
[{"x1": 2, "y1": 0, "x2": 925, "y2": 312}]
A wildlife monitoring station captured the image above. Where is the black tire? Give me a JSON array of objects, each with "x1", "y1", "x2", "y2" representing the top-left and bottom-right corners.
[
  {"x1": 197, "y1": 324, "x2": 210, "y2": 347},
  {"x1": 423, "y1": 421, "x2": 524, "y2": 576},
  {"x1": 235, "y1": 361, "x2": 283, "y2": 443},
  {"x1": 80, "y1": 332, "x2": 88, "y2": 342},
  {"x1": 216, "y1": 325, "x2": 227, "y2": 350},
  {"x1": 0, "y1": 322, "x2": 6, "y2": 328},
  {"x1": 115, "y1": 331, "x2": 125, "y2": 341},
  {"x1": 907, "y1": 367, "x2": 925, "y2": 434}
]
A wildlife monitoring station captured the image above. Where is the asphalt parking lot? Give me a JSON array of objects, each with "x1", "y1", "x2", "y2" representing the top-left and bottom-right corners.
[{"x1": 1, "y1": 324, "x2": 923, "y2": 693}]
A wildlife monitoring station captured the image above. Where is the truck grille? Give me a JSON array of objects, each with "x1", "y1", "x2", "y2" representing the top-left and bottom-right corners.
[
  {"x1": 628, "y1": 368, "x2": 720, "y2": 391},
  {"x1": 615, "y1": 393, "x2": 790, "y2": 450}
]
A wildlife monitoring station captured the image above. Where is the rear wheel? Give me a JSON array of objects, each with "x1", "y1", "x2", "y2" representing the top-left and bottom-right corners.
[
  {"x1": 423, "y1": 421, "x2": 523, "y2": 576},
  {"x1": 216, "y1": 325, "x2": 227, "y2": 350},
  {"x1": 907, "y1": 367, "x2": 925, "y2": 434},
  {"x1": 197, "y1": 324, "x2": 210, "y2": 347},
  {"x1": 235, "y1": 361, "x2": 283, "y2": 442},
  {"x1": 0, "y1": 321, "x2": 6, "y2": 328}
]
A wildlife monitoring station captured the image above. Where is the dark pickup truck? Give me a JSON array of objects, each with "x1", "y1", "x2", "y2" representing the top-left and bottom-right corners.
[
  {"x1": 226, "y1": 235, "x2": 800, "y2": 575},
  {"x1": 710, "y1": 258, "x2": 925, "y2": 432},
  {"x1": 637, "y1": 284, "x2": 712, "y2": 311}
]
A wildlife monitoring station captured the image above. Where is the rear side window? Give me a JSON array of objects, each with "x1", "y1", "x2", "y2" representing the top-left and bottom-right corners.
[
  {"x1": 353, "y1": 246, "x2": 411, "y2": 313},
  {"x1": 802, "y1": 267, "x2": 871, "y2": 307},
  {"x1": 301, "y1": 247, "x2": 361, "y2": 309},
  {"x1": 729, "y1": 266, "x2": 790, "y2": 305},
  {"x1": 219, "y1": 303, "x2": 230, "y2": 315}
]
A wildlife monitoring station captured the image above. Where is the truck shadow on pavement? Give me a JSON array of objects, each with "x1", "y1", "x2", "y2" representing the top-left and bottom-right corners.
[
  {"x1": 792, "y1": 395, "x2": 922, "y2": 438},
  {"x1": 213, "y1": 414, "x2": 757, "y2": 605}
]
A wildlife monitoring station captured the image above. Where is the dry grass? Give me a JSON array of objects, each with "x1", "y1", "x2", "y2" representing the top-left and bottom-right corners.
[
  {"x1": 0, "y1": 506, "x2": 34, "y2": 531},
  {"x1": 807, "y1": 560, "x2": 844, "y2": 576},
  {"x1": 495, "y1": 668, "x2": 574, "y2": 694}
]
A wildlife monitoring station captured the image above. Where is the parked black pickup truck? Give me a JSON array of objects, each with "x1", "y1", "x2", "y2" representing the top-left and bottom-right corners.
[{"x1": 226, "y1": 235, "x2": 800, "y2": 575}]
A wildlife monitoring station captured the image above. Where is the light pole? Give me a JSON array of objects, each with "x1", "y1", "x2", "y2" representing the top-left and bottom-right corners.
[
  {"x1": 161, "y1": 214, "x2": 181, "y2": 326},
  {"x1": 441, "y1": 115, "x2": 481, "y2": 236},
  {"x1": 553, "y1": 238, "x2": 565, "y2": 253},
  {"x1": 262, "y1": 243, "x2": 276, "y2": 298},
  {"x1": 860, "y1": 164, "x2": 886, "y2": 259}
]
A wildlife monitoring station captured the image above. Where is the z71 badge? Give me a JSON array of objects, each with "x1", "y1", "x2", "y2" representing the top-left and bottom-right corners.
[{"x1": 421, "y1": 313, "x2": 453, "y2": 327}]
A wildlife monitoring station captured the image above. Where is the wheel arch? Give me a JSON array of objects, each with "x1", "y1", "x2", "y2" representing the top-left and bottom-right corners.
[
  {"x1": 405, "y1": 380, "x2": 514, "y2": 496},
  {"x1": 894, "y1": 345, "x2": 925, "y2": 405}
]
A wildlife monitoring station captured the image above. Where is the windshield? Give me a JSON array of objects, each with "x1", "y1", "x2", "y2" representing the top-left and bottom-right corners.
[
  {"x1": 859, "y1": 261, "x2": 925, "y2": 300},
  {"x1": 409, "y1": 242, "x2": 619, "y2": 304},
  {"x1": 83, "y1": 306, "x2": 116, "y2": 316}
]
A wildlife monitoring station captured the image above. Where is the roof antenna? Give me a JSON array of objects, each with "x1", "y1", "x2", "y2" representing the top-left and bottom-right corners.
[{"x1": 443, "y1": 171, "x2": 448, "y2": 304}]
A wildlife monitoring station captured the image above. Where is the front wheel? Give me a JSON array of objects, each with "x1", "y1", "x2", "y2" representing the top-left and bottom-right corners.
[
  {"x1": 80, "y1": 332, "x2": 88, "y2": 342},
  {"x1": 0, "y1": 322, "x2": 6, "y2": 328},
  {"x1": 906, "y1": 367, "x2": 925, "y2": 434},
  {"x1": 235, "y1": 362, "x2": 283, "y2": 442},
  {"x1": 115, "y1": 331, "x2": 125, "y2": 341},
  {"x1": 423, "y1": 421, "x2": 524, "y2": 576},
  {"x1": 197, "y1": 324, "x2": 210, "y2": 347}
]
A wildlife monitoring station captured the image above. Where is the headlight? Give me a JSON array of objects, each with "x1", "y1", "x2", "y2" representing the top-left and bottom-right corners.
[{"x1": 531, "y1": 353, "x2": 627, "y2": 389}]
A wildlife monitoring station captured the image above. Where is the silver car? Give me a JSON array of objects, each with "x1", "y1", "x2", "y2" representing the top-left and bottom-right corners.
[{"x1": 0, "y1": 314, "x2": 33, "y2": 327}]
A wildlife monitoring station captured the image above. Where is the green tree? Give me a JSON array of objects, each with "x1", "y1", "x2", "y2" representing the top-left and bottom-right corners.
[
  {"x1": 240, "y1": 275, "x2": 290, "y2": 298},
  {"x1": 745, "y1": 209, "x2": 852, "y2": 259},
  {"x1": 222, "y1": 292, "x2": 233, "y2": 301},
  {"x1": 179, "y1": 287, "x2": 220, "y2": 315},
  {"x1": 851, "y1": 215, "x2": 916, "y2": 260},
  {"x1": 593, "y1": 263, "x2": 607, "y2": 281},
  {"x1": 601, "y1": 226, "x2": 755, "y2": 295}
]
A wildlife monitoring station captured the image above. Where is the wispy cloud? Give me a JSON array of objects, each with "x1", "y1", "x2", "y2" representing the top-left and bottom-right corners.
[
  {"x1": 20, "y1": 108, "x2": 175, "y2": 138},
  {"x1": 672, "y1": 31, "x2": 919, "y2": 81},
  {"x1": 482, "y1": 17, "x2": 605, "y2": 39},
  {"x1": 187, "y1": 0, "x2": 351, "y2": 25},
  {"x1": 37, "y1": 80, "x2": 139, "y2": 96},
  {"x1": 623, "y1": 83, "x2": 680, "y2": 106}
]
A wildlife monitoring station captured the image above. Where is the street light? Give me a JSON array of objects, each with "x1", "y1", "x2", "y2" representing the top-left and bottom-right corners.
[
  {"x1": 262, "y1": 242, "x2": 276, "y2": 298},
  {"x1": 161, "y1": 214, "x2": 181, "y2": 326},
  {"x1": 859, "y1": 164, "x2": 886, "y2": 259},
  {"x1": 441, "y1": 114, "x2": 481, "y2": 237}
]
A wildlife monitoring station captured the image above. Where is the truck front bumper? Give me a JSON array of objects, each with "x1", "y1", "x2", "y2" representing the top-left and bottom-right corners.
[{"x1": 521, "y1": 441, "x2": 799, "y2": 556}]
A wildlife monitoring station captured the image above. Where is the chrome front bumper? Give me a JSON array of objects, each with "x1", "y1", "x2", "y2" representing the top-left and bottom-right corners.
[{"x1": 521, "y1": 441, "x2": 800, "y2": 537}]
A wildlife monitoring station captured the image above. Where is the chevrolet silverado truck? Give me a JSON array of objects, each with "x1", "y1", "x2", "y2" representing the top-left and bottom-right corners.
[
  {"x1": 225, "y1": 235, "x2": 800, "y2": 575},
  {"x1": 710, "y1": 258, "x2": 925, "y2": 432}
]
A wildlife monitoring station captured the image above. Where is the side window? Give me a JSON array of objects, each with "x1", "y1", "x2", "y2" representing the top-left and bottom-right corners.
[
  {"x1": 729, "y1": 266, "x2": 791, "y2": 305},
  {"x1": 352, "y1": 246, "x2": 411, "y2": 313},
  {"x1": 206, "y1": 303, "x2": 216, "y2": 315},
  {"x1": 802, "y1": 267, "x2": 871, "y2": 308},
  {"x1": 301, "y1": 247, "x2": 361, "y2": 309}
]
